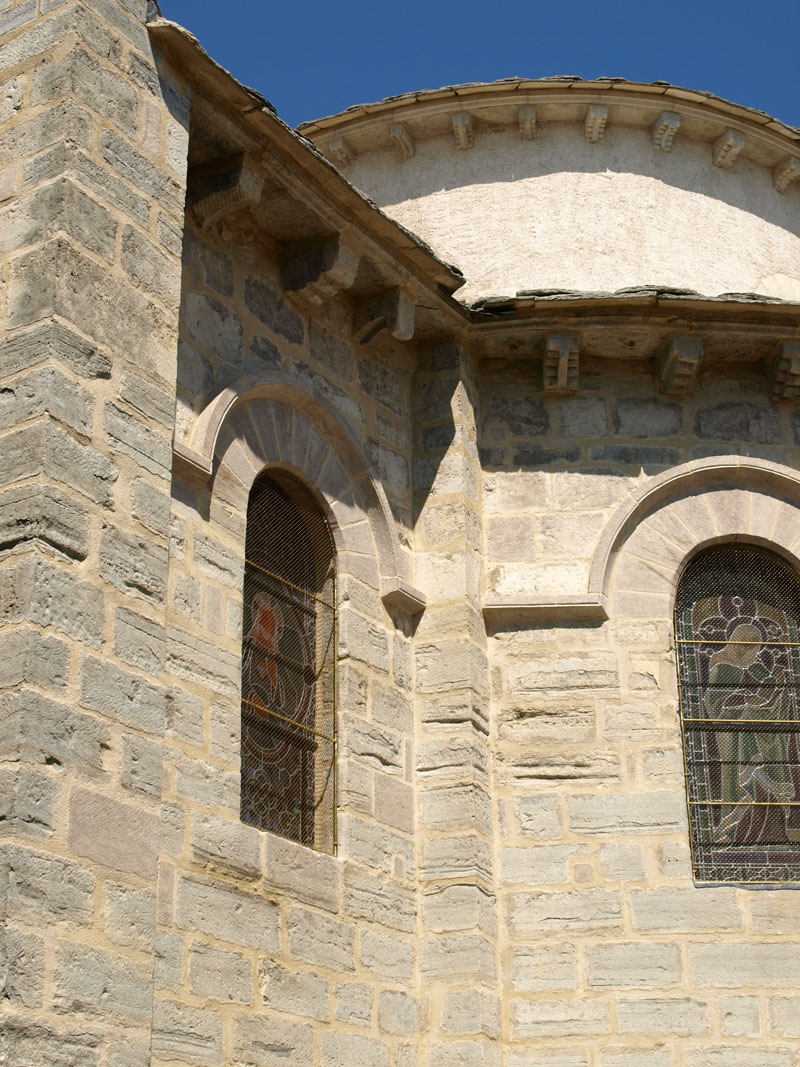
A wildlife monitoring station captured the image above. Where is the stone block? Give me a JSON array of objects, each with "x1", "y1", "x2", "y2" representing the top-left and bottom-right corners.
[
  {"x1": 1, "y1": 99, "x2": 90, "y2": 171},
  {"x1": 233, "y1": 1014, "x2": 313, "y2": 1066},
  {"x1": 0, "y1": 926, "x2": 43, "y2": 1007},
  {"x1": 428, "y1": 1041, "x2": 501, "y2": 1067},
  {"x1": 514, "y1": 794, "x2": 563, "y2": 839},
  {"x1": 689, "y1": 942, "x2": 800, "y2": 987},
  {"x1": 0, "y1": 1018, "x2": 101, "y2": 1067},
  {"x1": 289, "y1": 908, "x2": 354, "y2": 972},
  {"x1": 167, "y1": 625, "x2": 239, "y2": 697},
  {"x1": 193, "y1": 532, "x2": 241, "y2": 586},
  {"x1": 120, "y1": 734, "x2": 163, "y2": 798},
  {"x1": 189, "y1": 942, "x2": 253, "y2": 1004},
  {"x1": 151, "y1": 999, "x2": 223, "y2": 1065},
  {"x1": 0, "y1": 484, "x2": 89, "y2": 560},
  {"x1": 586, "y1": 942, "x2": 681, "y2": 989},
  {"x1": 598, "y1": 843, "x2": 646, "y2": 882},
  {"x1": 511, "y1": 943, "x2": 577, "y2": 992},
  {"x1": 488, "y1": 515, "x2": 535, "y2": 562},
  {"x1": 374, "y1": 774, "x2": 415, "y2": 833},
  {"x1": 68, "y1": 788, "x2": 160, "y2": 877},
  {"x1": 510, "y1": 655, "x2": 618, "y2": 691},
  {"x1": 0, "y1": 364, "x2": 93, "y2": 435},
  {"x1": 184, "y1": 230, "x2": 234, "y2": 296},
  {"x1": 104, "y1": 884, "x2": 155, "y2": 951},
  {"x1": 176, "y1": 876, "x2": 279, "y2": 950},
  {"x1": 342, "y1": 863, "x2": 415, "y2": 932},
  {"x1": 567, "y1": 791, "x2": 687, "y2": 835},
  {"x1": 695, "y1": 401, "x2": 781, "y2": 444},
  {"x1": 121, "y1": 224, "x2": 180, "y2": 300},
  {"x1": 1, "y1": 421, "x2": 117, "y2": 505},
  {"x1": 685, "y1": 1050, "x2": 796, "y2": 1067},
  {"x1": 361, "y1": 928, "x2": 414, "y2": 982},
  {"x1": 538, "y1": 512, "x2": 605, "y2": 560},
  {"x1": 245, "y1": 276, "x2": 304, "y2": 345},
  {"x1": 341, "y1": 813, "x2": 413, "y2": 873},
  {"x1": 153, "y1": 930, "x2": 183, "y2": 992},
  {"x1": 359, "y1": 357, "x2": 405, "y2": 416},
  {"x1": 0, "y1": 624, "x2": 68, "y2": 693},
  {"x1": 560, "y1": 396, "x2": 609, "y2": 437},
  {"x1": 630, "y1": 888, "x2": 741, "y2": 932},
  {"x1": 613, "y1": 397, "x2": 683, "y2": 438},
  {"x1": 81, "y1": 655, "x2": 167, "y2": 733},
  {"x1": 617, "y1": 997, "x2": 708, "y2": 1035},
  {"x1": 484, "y1": 393, "x2": 548, "y2": 436},
  {"x1": 747, "y1": 891, "x2": 800, "y2": 933},
  {"x1": 500, "y1": 845, "x2": 578, "y2": 885},
  {"x1": 119, "y1": 372, "x2": 175, "y2": 427},
  {"x1": 420, "y1": 933, "x2": 491, "y2": 982},
  {"x1": 0, "y1": 689, "x2": 108, "y2": 776},
  {"x1": 1, "y1": 844, "x2": 94, "y2": 923},
  {"x1": 322, "y1": 1032, "x2": 390, "y2": 1067},
  {"x1": 421, "y1": 783, "x2": 491, "y2": 834},
  {"x1": 114, "y1": 606, "x2": 166, "y2": 672},
  {"x1": 509, "y1": 889, "x2": 623, "y2": 933},
  {"x1": 0, "y1": 556, "x2": 104, "y2": 647},
  {"x1": 588, "y1": 444, "x2": 680, "y2": 467},
  {"x1": 263, "y1": 834, "x2": 339, "y2": 912},
  {"x1": 259, "y1": 960, "x2": 329, "y2": 1021},
  {"x1": 720, "y1": 996, "x2": 760, "y2": 1036},
  {"x1": 99, "y1": 524, "x2": 168, "y2": 605},
  {"x1": 422, "y1": 833, "x2": 492, "y2": 882},
  {"x1": 190, "y1": 814, "x2": 261, "y2": 879},
  {"x1": 336, "y1": 982, "x2": 372, "y2": 1025},
  {"x1": 0, "y1": 767, "x2": 59, "y2": 839},
  {"x1": 105, "y1": 402, "x2": 171, "y2": 477},
  {"x1": 53, "y1": 942, "x2": 151, "y2": 1022},
  {"x1": 511, "y1": 998, "x2": 609, "y2": 1039},
  {"x1": 441, "y1": 990, "x2": 499, "y2": 1038},
  {"x1": 166, "y1": 685, "x2": 204, "y2": 746}
]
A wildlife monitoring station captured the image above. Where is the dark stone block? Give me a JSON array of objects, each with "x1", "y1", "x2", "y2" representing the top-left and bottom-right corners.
[
  {"x1": 613, "y1": 397, "x2": 683, "y2": 438},
  {"x1": 694, "y1": 401, "x2": 782, "y2": 444},
  {"x1": 513, "y1": 444, "x2": 581, "y2": 466},
  {"x1": 589, "y1": 445, "x2": 681, "y2": 465},
  {"x1": 485, "y1": 395, "x2": 548, "y2": 436},
  {"x1": 244, "y1": 277, "x2": 304, "y2": 345}
]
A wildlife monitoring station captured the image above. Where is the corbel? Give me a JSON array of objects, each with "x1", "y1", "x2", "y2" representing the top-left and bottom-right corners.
[
  {"x1": 327, "y1": 137, "x2": 355, "y2": 168},
  {"x1": 353, "y1": 287, "x2": 415, "y2": 344},
  {"x1": 390, "y1": 123, "x2": 415, "y2": 159},
  {"x1": 188, "y1": 152, "x2": 263, "y2": 232},
  {"x1": 283, "y1": 235, "x2": 361, "y2": 305},
  {"x1": 658, "y1": 335, "x2": 703, "y2": 396},
  {"x1": 543, "y1": 332, "x2": 579, "y2": 394},
  {"x1": 518, "y1": 105, "x2": 536, "y2": 141},
  {"x1": 452, "y1": 112, "x2": 474, "y2": 150},
  {"x1": 651, "y1": 111, "x2": 680, "y2": 152},
  {"x1": 769, "y1": 341, "x2": 800, "y2": 402},
  {"x1": 585, "y1": 105, "x2": 608, "y2": 144},
  {"x1": 774, "y1": 157, "x2": 800, "y2": 194},
  {"x1": 712, "y1": 129, "x2": 744, "y2": 169}
]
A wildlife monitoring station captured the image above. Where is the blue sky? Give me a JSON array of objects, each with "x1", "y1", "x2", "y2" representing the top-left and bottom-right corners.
[{"x1": 160, "y1": 0, "x2": 799, "y2": 131}]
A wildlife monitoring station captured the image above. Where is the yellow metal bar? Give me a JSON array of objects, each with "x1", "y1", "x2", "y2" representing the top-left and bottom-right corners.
[
  {"x1": 242, "y1": 696, "x2": 335, "y2": 744},
  {"x1": 676, "y1": 638, "x2": 800, "y2": 646},
  {"x1": 689, "y1": 800, "x2": 800, "y2": 807},
  {"x1": 682, "y1": 717, "x2": 800, "y2": 725},
  {"x1": 244, "y1": 558, "x2": 336, "y2": 609}
]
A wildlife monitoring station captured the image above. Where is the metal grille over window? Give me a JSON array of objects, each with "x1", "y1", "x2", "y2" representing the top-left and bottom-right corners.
[
  {"x1": 241, "y1": 471, "x2": 336, "y2": 851},
  {"x1": 675, "y1": 544, "x2": 800, "y2": 884}
]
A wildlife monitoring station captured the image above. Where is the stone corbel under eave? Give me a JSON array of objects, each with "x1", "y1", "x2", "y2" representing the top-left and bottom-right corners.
[
  {"x1": 353, "y1": 287, "x2": 416, "y2": 344},
  {"x1": 283, "y1": 234, "x2": 361, "y2": 306},
  {"x1": 188, "y1": 152, "x2": 264, "y2": 233}
]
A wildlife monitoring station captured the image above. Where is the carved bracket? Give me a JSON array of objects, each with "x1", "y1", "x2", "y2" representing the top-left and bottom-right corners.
[
  {"x1": 712, "y1": 128, "x2": 744, "y2": 169},
  {"x1": 354, "y1": 288, "x2": 415, "y2": 344},
  {"x1": 774, "y1": 157, "x2": 800, "y2": 194},
  {"x1": 585, "y1": 105, "x2": 608, "y2": 143},
  {"x1": 327, "y1": 137, "x2": 355, "y2": 168},
  {"x1": 543, "y1": 332, "x2": 579, "y2": 394},
  {"x1": 770, "y1": 340, "x2": 800, "y2": 402},
  {"x1": 652, "y1": 111, "x2": 680, "y2": 151},
  {"x1": 390, "y1": 123, "x2": 415, "y2": 159},
  {"x1": 658, "y1": 335, "x2": 703, "y2": 396},
  {"x1": 452, "y1": 112, "x2": 474, "y2": 150},
  {"x1": 518, "y1": 105, "x2": 536, "y2": 141},
  {"x1": 283, "y1": 236, "x2": 360, "y2": 305},
  {"x1": 188, "y1": 152, "x2": 264, "y2": 232}
]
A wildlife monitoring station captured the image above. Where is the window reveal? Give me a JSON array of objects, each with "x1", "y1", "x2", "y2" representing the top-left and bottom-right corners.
[
  {"x1": 241, "y1": 471, "x2": 336, "y2": 852},
  {"x1": 675, "y1": 543, "x2": 800, "y2": 884}
]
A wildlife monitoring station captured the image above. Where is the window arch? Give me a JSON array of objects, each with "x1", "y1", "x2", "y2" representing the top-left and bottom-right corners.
[
  {"x1": 675, "y1": 543, "x2": 800, "y2": 883},
  {"x1": 240, "y1": 470, "x2": 336, "y2": 852}
]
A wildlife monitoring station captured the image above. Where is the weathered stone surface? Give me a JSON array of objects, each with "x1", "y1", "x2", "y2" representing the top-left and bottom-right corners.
[
  {"x1": 342, "y1": 863, "x2": 415, "y2": 932},
  {"x1": 53, "y1": 942, "x2": 151, "y2": 1021},
  {"x1": 190, "y1": 814, "x2": 261, "y2": 879},
  {"x1": 259, "y1": 960, "x2": 329, "y2": 1021},
  {"x1": 335, "y1": 982, "x2": 373, "y2": 1025},
  {"x1": 120, "y1": 734, "x2": 163, "y2": 798},
  {"x1": 0, "y1": 625, "x2": 68, "y2": 690},
  {"x1": 617, "y1": 997, "x2": 708, "y2": 1035},
  {"x1": 630, "y1": 888, "x2": 741, "y2": 932},
  {"x1": 81, "y1": 656, "x2": 167, "y2": 733},
  {"x1": 68, "y1": 788, "x2": 160, "y2": 877},
  {"x1": 99, "y1": 524, "x2": 168, "y2": 604},
  {"x1": 177, "y1": 876, "x2": 279, "y2": 950},
  {"x1": 613, "y1": 397, "x2": 683, "y2": 438},
  {"x1": 1, "y1": 845, "x2": 94, "y2": 923},
  {"x1": 0, "y1": 1018, "x2": 101, "y2": 1067},
  {"x1": 233, "y1": 1015, "x2": 313, "y2": 1066},
  {"x1": 289, "y1": 908, "x2": 355, "y2": 972},
  {"x1": 0, "y1": 767, "x2": 59, "y2": 839},
  {"x1": 586, "y1": 943, "x2": 681, "y2": 989},
  {"x1": 104, "y1": 884, "x2": 155, "y2": 951},
  {"x1": 151, "y1": 999, "x2": 223, "y2": 1065},
  {"x1": 0, "y1": 927, "x2": 44, "y2": 1007},
  {"x1": 512, "y1": 944, "x2": 577, "y2": 992},
  {"x1": 189, "y1": 942, "x2": 252, "y2": 1004},
  {"x1": 567, "y1": 792, "x2": 687, "y2": 835},
  {"x1": 511, "y1": 998, "x2": 609, "y2": 1039},
  {"x1": 509, "y1": 889, "x2": 623, "y2": 933},
  {"x1": 695, "y1": 401, "x2": 781, "y2": 443},
  {"x1": 321, "y1": 1032, "x2": 390, "y2": 1067},
  {"x1": 1, "y1": 420, "x2": 116, "y2": 504},
  {"x1": 362, "y1": 928, "x2": 415, "y2": 982},
  {"x1": 689, "y1": 942, "x2": 800, "y2": 987},
  {"x1": 0, "y1": 690, "x2": 108, "y2": 775},
  {"x1": 245, "y1": 276, "x2": 304, "y2": 344}
]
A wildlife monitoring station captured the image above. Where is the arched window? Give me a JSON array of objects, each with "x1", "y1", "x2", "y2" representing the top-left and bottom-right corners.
[
  {"x1": 240, "y1": 470, "x2": 336, "y2": 852},
  {"x1": 675, "y1": 543, "x2": 800, "y2": 884}
]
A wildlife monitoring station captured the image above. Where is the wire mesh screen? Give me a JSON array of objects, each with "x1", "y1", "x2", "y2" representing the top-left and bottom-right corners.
[
  {"x1": 241, "y1": 471, "x2": 336, "y2": 852},
  {"x1": 675, "y1": 543, "x2": 800, "y2": 883}
]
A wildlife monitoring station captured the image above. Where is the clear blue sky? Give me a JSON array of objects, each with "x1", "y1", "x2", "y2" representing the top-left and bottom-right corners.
[{"x1": 160, "y1": 0, "x2": 799, "y2": 131}]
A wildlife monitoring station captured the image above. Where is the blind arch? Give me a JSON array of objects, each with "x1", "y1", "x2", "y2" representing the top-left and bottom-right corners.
[
  {"x1": 240, "y1": 469, "x2": 336, "y2": 851},
  {"x1": 675, "y1": 542, "x2": 800, "y2": 883}
]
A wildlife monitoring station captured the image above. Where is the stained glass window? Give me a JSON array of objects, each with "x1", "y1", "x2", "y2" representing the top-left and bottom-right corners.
[
  {"x1": 675, "y1": 543, "x2": 800, "y2": 884},
  {"x1": 241, "y1": 471, "x2": 336, "y2": 851}
]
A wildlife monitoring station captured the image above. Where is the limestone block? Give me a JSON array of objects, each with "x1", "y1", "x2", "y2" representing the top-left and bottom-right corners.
[
  {"x1": 509, "y1": 889, "x2": 623, "y2": 933},
  {"x1": 99, "y1": 525, "x2": 168, "y2": 605},
  {"x1": 0, "y1": 365, "x2": 93, "y2": 435},
  {"x1": 259, "y1": 960, "x2": 329, "y2": 1021},
  {"x1": 1, "y1": 690, "x2": 108, "y2": 776},
  {"x1": 441, "y1": 989, "x2": 499, "y2": 1037},
  {"x1": 104, "y1": 884, "x2": 155, "y2": 951},
  {"x1": 685, "y1": 1050, "x2": 796, "y2": 1067},
  {"x1": 567, "y1": 791, "x2": 687, "y2": 835},
  {"x1": 321, "y1": 1032, "x2": 390, "y2": 1067},
  {"x1": 689, "y1": 943, "x2": 800, "y2": 987},
  {"x1": 613, "y1": 397, "x2": 683, "y2": 438},
  {"x1": 0, "y1": 767, "x2": 59, "y2": 839},
  {"x1": 509, "y1": 1051, "x2": 588, "y2": 1067},
  {"x1": 53, "y1": 943, "x2": 151, "y2": 1022},
  {"x1": 422, "y1": 834, "x2": 492, "y2": 882},
  {"x1": 538, "y1": 511, "x2": 606, "y2": 560},
  {"x1": 344, "y1": 720, "x2": 403, "y2": 774},
  {"x1": 343, "y1": 864, "x2": 416, "y2": 933},
  {"x1": 421, "y1": 784, "x2": 491, "y2": 834},
  {"x1": 172, "y1": 752, "x2": 237, "y2": 811},
  {"x1": 341, "y1": 814, "x2": 413, "y2": 873},
  {"x1": 420, "y1": 933, "x2": 492, "y2": 982},
  {"x1": 189, "y1": 943, "x2": 252, "y2": 1004},
  {"x1": 694, "y1": 400, "x2": 781, "y2": 444},
  {"x1": 335, "y1": 982, "x2": 372, "y2": 1025},
  {"x1": 720, "y1": 996, "x2": 760, "y2": 1037},
  {"x1": 747, "y1": 891, "x2": 800, "y2": 933},
  {"x1": 2, "y1": 844, "x2": 95, "y2": 924},
  {"x1": 378, "y1": 990, "x2": 419, "y2": 1035},
  {"x1": 361, "y1": 928, "x2": 414, "y2": 983},
  {"x1": 514, "y1": 795, "x2": 564, "y2": 840},
  {"x1": 418, "y1": 735, "x2": 487, "y2": 784},
  {"x1": 190, "y1": 814, "x2": 261, "y2": 879},
  {"x1": 428, "y1": 1041, "x2": 501, "y2": 1067},
  {"x1": 586, "y1": 942, "x2": 681, "y2": 989},
  {"x1": 484, "y1": 470, "x2": 550, "y2": 512},
  {"x1": 487, "y1": 515, "x2": 535, "y2": 562},
  {"x1": 2, "y1": 421, "x2": 117, "y2": 505},
  {"x1": 153, "y1": 930, "x2": 183, "y2": 992},
  {"x1": 600, "y1": 1050, "x2": 672, "y2": 1067},
  {"x1": 509, "y1": 655, "x2": 618, "y2": 691},
  {"x1": 0, "y1": 1020, "x2": 101, "y2": 1067},
  {"x1": 68, "y1": 788, "x2": 159, "y2": 877},
  {"x1": 106, "y1": 402, "x2": 171, "y2": 477},
  {"x1": 598, "y1": 843, "x2": 646, "y2": 882},
  {"x1": 617, "y1": 997, "x2": 708, "y2": 1035},
  {"x1": 423, "y1": 883, "x2": 494, "y2": 934},
  {"x1": 0, "y1": 927, "x2": 43, "y2": 1008},
  {"x1": 176, "y1": 877, "x2": 279, "y2": 951},
  {"x1": 630, "y1": 888, "x2": 741, "y2": 932},
  {"x1": 499, "y1": 845, "x2": 578, "y2": 886},
  {"x1": 511, "y1": 943, "x2": 577, "y2": 992},
  {"x1": 374, "y1": 774, "x2": 415, "y2": 834},
  {"x1": 166, "y1": 626, "x2": 239, "y2": 697},
  {"x1": 510, "y1": 998, "x2": 609, "y2": 1039},
  {"x1": 289, "y1": 908, "x2": 355, "y2": 973},
  {"x1": 499, "y1": 749, "x2": 620, "y2": 785},
  {"x1": 151, "y1": 999, "x2": 223, "y2": 1065},
  {"x1": 264, "y1": 834, "x2": 339, "y2": 913}
]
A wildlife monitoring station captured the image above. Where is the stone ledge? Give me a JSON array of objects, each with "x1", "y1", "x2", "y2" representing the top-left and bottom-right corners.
[{"x1": 482, "y1": 595, "x2": 608, "y2": 627}]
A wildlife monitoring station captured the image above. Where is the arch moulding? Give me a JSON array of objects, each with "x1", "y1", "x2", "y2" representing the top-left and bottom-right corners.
[{"x1": 173, "y1": 371, "x2": 425, "y2": 616}]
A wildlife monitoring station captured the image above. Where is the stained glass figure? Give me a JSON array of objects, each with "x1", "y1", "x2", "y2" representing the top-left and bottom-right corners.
[
  {"x1": 675, "y1": 543, "x2": 800, "y2": 883},
  {"x1": 240, "y1": 471, "x2": 336, "y2": 851}
]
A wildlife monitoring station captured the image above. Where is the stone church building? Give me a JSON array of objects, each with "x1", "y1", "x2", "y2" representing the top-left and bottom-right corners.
[{"x1": 4, "y1": 1, "x2": 800, "y2": 1065}]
